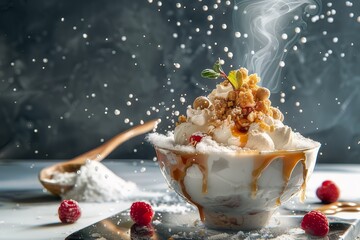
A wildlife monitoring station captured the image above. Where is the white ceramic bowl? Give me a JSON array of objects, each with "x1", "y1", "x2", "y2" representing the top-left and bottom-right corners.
[{"x1": 155, "y1": 144, "x2": 320, "y2": 230}]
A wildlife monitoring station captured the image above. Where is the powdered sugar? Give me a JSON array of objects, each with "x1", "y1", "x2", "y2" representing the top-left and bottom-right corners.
[
  {"x1": 48, "y1": 171, "x2": 77, "y2": 185},
  {"x1": 58, "y1": 160, "x2": 138, "y2": 202},
  {"x1": 147, "y1": 131, "x2": 319, "y2": 154},
  {"x1": 147, "y1": 132, "x2": 244, "y2": 154}
]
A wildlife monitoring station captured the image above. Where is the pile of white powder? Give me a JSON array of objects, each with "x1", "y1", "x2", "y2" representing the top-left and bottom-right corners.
[{"x1": 50, "y1": 160, "x2": 138, "y2": 202}]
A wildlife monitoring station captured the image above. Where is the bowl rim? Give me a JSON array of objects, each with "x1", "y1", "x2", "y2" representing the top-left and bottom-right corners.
[{"x1": 154, "y1": 142, "x2": 321, "y2": 156}]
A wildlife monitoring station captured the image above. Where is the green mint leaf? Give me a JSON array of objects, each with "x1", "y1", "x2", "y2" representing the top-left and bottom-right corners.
[
  {"x1": 201, "y1": 69, "x2": 221, "y2": 79},
  {"x1": 213, "y1": 59, "x2": 223, "y2": 73},
  {"x1": 235, "y1": 70, "x2": 243, "y2": 88},
  {"x1": 227, "y1": 70, "x2": 239, "y2": 89},
  {"x1": 227, "y1": 70, "x2": 244, "y2": 90}
]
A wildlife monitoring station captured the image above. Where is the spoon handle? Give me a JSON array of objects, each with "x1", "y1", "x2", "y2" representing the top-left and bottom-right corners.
[{"x1": 68, "y1": 119, "x2": 159, "y2": 164}]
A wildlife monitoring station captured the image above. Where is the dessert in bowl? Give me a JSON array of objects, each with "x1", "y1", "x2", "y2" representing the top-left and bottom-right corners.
[
  {"x1": 152, "y1": 143, "x2": 319, "y2": 230},
  {"x1": 148, "y1": 61, "x2": 320, "y2": 230}
]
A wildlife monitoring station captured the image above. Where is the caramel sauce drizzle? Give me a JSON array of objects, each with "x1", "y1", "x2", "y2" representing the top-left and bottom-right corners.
[
  {"x1": 156, "y1": 149, "x2": 208, "y2": 221},
  {"x1": 251, "y1": 152, "x2": 307, "y2": 205},
  {"x1": 156, "y1": 148, "x2": 310, "y2": 222},
  {"x1": 251, "y1": 156, "x2": 275, "y2": 199},
  {"x1": 300, "y1": 162, "x2": 308, "y2": 202},
  {"x1": 316, "y1": 202, "x2": 360, "y2": 215},
  {"x1": 231, "y1": 127, "x2": 248, "y2": 147},
  {"x1": 278, "y1": 153, "x2": 306, "y2": 205}
]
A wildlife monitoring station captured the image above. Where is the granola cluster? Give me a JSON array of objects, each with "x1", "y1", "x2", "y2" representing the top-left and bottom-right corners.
[{"x1": 179, "y1": 67, "x2": 284, "y2": 133}]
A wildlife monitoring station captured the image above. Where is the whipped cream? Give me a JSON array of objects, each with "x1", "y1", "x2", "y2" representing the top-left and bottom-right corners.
[{"x1": 153, "y1": 67, "x2": 318, "y2": 152}]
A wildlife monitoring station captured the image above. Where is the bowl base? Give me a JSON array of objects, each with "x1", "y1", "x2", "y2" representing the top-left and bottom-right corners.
[{"x1": 203, "y1": 209, "x2": 275, "y2": 231}]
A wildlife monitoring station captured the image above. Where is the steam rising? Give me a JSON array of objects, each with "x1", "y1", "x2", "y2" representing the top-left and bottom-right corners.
[{"x1": 233, "y1": 0, "x2": 321, "y2": 92}]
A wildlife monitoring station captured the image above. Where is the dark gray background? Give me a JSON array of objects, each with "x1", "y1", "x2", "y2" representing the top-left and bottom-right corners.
[{"x1": 0, "y1": 0, "x2": 359, "y2": 163}]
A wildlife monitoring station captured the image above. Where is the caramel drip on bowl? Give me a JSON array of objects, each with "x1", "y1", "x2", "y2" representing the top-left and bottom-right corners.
[
  {"x1": 277, "y1": 152, "x2": 306, "y2": 205},
  {"x1": 300, "y1": 162, "x2": 308, "y2": 202},
  {"x1": 251, "y1": 156, "x2": 274, "y2": 199},
  {"x1": 251, "y1": 151, "x2": 307, "y2": 205},
  {"x1": 157, "y1": 147, "x2": 312, "y2": 222},
  {"x1": 156, "y1": 149, "x2": 208, "y2": 221}
]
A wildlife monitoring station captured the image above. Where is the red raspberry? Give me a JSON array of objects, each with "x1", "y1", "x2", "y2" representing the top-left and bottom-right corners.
[
  {"x1": 58, "y1": 199, "x2": 81, "y2": 223},
  {"x1": 130, "y1": 223, "x2": 154, "y2": 240},
  {"x1": 316, "y1": 180, "x2": 340, "y2": 203},
  {"x1": 301, "y1": 210, "x2": 329, "y2": 237},
  {"x1": 130, "y1": 202, "x2": 154, "y2": 225},
  {"x1": 189, "y1": 132, "x2": 205, "y2": 146}
]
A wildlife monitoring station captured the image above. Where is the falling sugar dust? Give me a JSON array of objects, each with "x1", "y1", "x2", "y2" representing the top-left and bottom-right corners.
[{"x1": 233, "y1": 0, "x2": 321, "y2": 92}]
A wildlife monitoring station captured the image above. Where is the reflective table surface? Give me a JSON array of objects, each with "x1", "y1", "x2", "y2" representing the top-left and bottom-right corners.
[{"x1": 1, "y1": 160, "x2": 360, "y2": 240}]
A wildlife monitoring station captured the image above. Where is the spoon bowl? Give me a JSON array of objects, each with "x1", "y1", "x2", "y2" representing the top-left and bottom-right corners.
[{"x1": 39, "y1": 119, "x2": 159, "y2": 196}]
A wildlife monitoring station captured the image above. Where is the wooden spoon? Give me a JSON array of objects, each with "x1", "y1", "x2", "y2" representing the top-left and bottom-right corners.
[{"x1": 38, "y1": 119, "x2": 160, "y2": 196}]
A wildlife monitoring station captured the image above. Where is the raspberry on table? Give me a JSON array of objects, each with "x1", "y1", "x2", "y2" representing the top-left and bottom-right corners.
[
  {"x1": 316, "y1": 180, "x2": 340, "y2": 203},
  {"x1": 130, "y1": 201, "x2": 154, "y2": 225},
  {"x1": 301, "y1": 210, "x2": 329, "y2": 237},
  {"x1": 58, "y1": 199, "x2": 81, "y2": 223}
]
